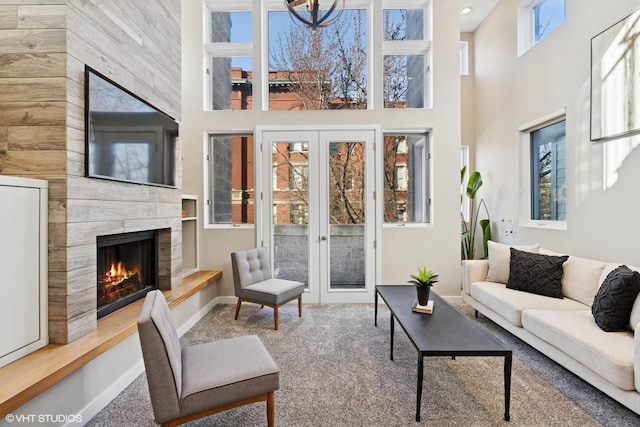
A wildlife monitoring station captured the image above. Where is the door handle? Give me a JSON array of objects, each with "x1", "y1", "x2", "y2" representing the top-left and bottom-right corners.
[{"x1": 320, "y1": 235, "x2": 328, "y2": 241}]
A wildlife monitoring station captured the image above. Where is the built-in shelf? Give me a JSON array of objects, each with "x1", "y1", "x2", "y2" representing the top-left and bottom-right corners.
[{"x1": 181, "y1": 195, "x2": 199, "y2": 277}]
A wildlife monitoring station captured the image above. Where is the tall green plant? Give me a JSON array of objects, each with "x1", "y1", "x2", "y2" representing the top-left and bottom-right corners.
[{"x1": 461, "y1": 167, "x2": 492, "y2": 260}]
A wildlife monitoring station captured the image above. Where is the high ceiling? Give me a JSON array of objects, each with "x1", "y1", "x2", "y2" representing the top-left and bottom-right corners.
[{"x1": 459, "y1": 0, "x2": 500, "y2": 32}]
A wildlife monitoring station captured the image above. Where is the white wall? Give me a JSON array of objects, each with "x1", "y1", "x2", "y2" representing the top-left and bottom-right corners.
[
  {"x1": 181, "y1": 0, "x2": 464, "y2": 298},
  {"x1": 473, "y1": 0, "x2": 640, "y2": 265}
]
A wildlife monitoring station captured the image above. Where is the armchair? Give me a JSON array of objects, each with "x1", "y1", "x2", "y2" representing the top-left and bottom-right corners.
[
  {"x1": 231, "y1": 247, "x2": 305, "y2": 330},
  {"x1": 137, "y1": 290, "x2": 280, "y2": 427}
]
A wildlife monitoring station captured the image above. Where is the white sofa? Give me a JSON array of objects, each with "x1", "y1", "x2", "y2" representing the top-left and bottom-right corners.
[{"x1": 462, "y1": 242, "x2": 640, "y2": 415}]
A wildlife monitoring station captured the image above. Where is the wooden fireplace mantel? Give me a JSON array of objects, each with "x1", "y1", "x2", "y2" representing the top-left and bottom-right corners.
[{"x1": 0, "y1": 270, "x2": 222, "y2": 418}]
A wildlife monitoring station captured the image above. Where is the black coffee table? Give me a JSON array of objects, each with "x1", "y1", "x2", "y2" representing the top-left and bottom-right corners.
[{"x1": 375, "y1": 285, "x2": 512, "y2": 422}]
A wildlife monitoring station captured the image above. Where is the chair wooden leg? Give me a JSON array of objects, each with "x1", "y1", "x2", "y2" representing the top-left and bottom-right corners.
[
  {"x1": 267, "y1": 391, "x2": 275, "y2": 427},
  {"x1": 274, "y1": 306, "x2": 279, "y2": 330},
  {"x1": 234, "y1": 298, "x2": 242, "y2": 320},
  {"x1": 298, "y1": 295, "x2": 302, "y2": 318}
]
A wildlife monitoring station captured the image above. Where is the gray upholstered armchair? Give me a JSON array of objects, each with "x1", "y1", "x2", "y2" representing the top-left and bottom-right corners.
[
  {"x1": 231, "y1": 247, "x2": 305, "y2": 330},
  {"x1": 137, "y1": 290, "x2": 280, "y2": 427}
]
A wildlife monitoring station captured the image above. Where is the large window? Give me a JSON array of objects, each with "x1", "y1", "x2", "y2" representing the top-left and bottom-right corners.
[
  {"x1": 383, "y1": 133, "x2": 430, "y2": 224},
  {"x1": 517, "y1": 0, "x2": 565, "y2": 56},
  {"x1": 519, "y1": 112, "x2": 566, "y2": 227},
  {"x1": 207, "y1": 134, "x2": 255, "y2": 225},
  {"x1": 268, "y1": 7, "x2": 368, "y2": 110},
  {"x1": 204, "y1": 0, "x2": 431, "y2": 111}
]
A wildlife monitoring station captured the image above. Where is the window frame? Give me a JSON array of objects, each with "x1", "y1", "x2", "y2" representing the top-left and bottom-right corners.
[
  {"x1": 205, "y1": 0, "x2": 432, "y2": 112},
  {"x1": 204, "y1": 0, "x2": 254, "y2": 111},
  {"x1": 459, "y1": 41, "x2": 469, "y2": 76},
  {"x1": 381, "y1": 0, "x2": 432, "y2": 109},
  {"x1": 382, "y1": 131, "x2": 431, "y2": 227},
  {"x1": 517, "y1": 0, "x2": 565, "y2": 56},
  {"x1": 205, "y1": 131, "x2": 256, "y2": 229},
  {"x1": 518, "y1": 109, "x2": 567, "y2": 230}
]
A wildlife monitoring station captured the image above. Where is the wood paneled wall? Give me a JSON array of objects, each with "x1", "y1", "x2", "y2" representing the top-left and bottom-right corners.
[{"x1": 0, "y1": 1, "x2": 182, "y2": 344}]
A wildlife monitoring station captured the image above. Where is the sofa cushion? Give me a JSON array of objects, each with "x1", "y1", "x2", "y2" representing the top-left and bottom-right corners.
[
  {"x1": 470, "y1": 281, "x2": 587, "y2": 327},
  {"x1": 601, "y1": 264, "x2": 640, "y2": 330},
  {"x1": 485, "y1": 241, "x2": 539, "y2": 284},
  {"x1": 592, "y1": 265, "x2": 640, "y2": 332},
  {"x1": 506, "y1": 248, "x2": 568, "y2": 299},
  {"x1": 522, "y1": 309, "x2": 635, "y2": 391},
  {"x1": 560, "y1": 256, "x2": 606, "y2": 306}
]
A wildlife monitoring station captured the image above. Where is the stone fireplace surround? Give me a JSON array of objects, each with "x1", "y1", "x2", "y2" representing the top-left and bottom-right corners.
[{"x1": 49, "y1": 178, "x2": 183, "y2": 345}]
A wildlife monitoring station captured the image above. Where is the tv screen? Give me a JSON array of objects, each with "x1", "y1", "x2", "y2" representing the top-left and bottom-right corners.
[{"x1": 85, "y1": 66, "x2": 178, "y2": 188}]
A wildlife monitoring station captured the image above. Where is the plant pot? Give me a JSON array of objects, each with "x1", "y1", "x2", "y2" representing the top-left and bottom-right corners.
[{"x1": 416, "y1": 286, "x2": 430, "y2": 306}]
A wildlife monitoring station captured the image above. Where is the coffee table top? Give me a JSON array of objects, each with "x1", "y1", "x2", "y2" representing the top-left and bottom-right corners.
[{"x1": 376, "y1": 285, "x2": 511, "y2": 357}]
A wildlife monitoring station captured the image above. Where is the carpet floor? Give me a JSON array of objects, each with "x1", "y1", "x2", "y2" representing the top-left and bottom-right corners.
[{"x1": 87, "y1": 302, "x2": 640, "y2": 426}]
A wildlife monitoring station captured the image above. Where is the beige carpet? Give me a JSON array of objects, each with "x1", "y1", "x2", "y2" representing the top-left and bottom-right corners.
[{"x1": 87, "y1": 303, "x2": 640, "y2": 426}]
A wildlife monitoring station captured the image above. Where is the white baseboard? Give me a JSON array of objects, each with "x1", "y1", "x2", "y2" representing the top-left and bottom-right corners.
[
  {"x1": 214, "y1": 296, "x2": 238, "y2": 305},
  {"x1": 176, "y1": 296, "x2": 218, "y2": 336},
  {"x1": 73, "y1": 359, "x2": 144, "y2": 427}
]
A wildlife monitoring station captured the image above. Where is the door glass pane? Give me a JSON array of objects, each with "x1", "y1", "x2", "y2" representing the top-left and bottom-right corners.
[
  {"x1": 272, "y1": 141, "x2": 310, "y2": 288},
  {"x1": 328, "y1": 142, "x2": 365, "y2": 290}
]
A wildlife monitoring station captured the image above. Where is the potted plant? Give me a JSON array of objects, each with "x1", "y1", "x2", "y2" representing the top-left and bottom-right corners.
[
  {"x1": 461, "y1": 167, "x2": 492, "y2": 260},
  {"x1": 408, "y1": 266, "x2": 439, "y2": 306}
]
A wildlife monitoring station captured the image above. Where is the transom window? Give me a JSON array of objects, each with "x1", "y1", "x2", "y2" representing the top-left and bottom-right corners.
[
  {"x1": 203, "y1": 0, "x2": 431, "y2": 111},
  {"x1": 517, "y1": 0, "x2": 565, "y2": 56}
]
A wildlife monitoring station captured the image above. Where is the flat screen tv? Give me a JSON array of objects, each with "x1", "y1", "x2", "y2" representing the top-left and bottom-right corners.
[{"x1": 85, "y1": 66, "x2": 178, "y2": 188}]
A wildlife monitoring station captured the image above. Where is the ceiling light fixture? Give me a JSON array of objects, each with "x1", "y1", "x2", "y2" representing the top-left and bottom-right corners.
[
  {"x1": 285, "y1": 0, "x2": 345, "y2": 30},
  {"x1": 461, "y1": 7, "x2": 473, "y2": 15}
]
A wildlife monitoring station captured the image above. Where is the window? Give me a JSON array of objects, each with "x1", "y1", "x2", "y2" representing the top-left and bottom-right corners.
[
  {"x1": 205, "y1": 2, "x2": 253, "y2": 110},
  {"x1": 382, "y1": 3, "x2": 431, "y2": 109},
  {"x1": 519, "y1": 111, "x2": 566, "y2": 227},
  {"x1": 517, "y1": 0, "x2": 565, "y2": 56},
  {"x1": 290, "y1": 164, "x2": 308, "y2": 190},
  {"x1": 460, "y1": 145, "x2": 470, "y2": 221},
  {"x1": 383, "y1": 133, "x2": 430, "y2": 224},
  {"x1": 207, "y1": 134, "x2": 254, "y2": 225},
  {"x1": 268, "y1": 7, "x2": 368, "y2": 110},
  {"x1": 205, "y1": 1, "x2": 431, "y2": 112},
  {"x1": 531, "y1": 120, "x2": 566, "y2": 221},
  {"x1": 460, "y1": 41, "x2": 469, "y2": 75}
]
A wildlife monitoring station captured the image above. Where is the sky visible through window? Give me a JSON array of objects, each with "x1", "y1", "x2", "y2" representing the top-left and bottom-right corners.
[
  {"x1": 229, "y1": 8, "x2": 367, "y2": 70},
  {"x1": 534, "y1": 0, "x2": 565, "y2": 42}
]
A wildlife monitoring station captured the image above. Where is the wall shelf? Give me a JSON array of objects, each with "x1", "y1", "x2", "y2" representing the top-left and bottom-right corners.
[{"x1": 181, "y1": 195, "x2": 199, "y2": 277}]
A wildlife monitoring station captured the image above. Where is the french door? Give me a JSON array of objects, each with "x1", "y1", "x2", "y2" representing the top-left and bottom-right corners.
[{"x1": 258, "y1": 128, "x2": 377, "y2": 303}]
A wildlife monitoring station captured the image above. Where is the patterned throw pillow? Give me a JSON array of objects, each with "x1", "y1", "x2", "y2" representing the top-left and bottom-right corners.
[
  {"x1": 592, "y1": 265, "x2": 640, "y2": 332},
  {"x1": 506, "y1": 248, "x2": 568, "y2": 299}
]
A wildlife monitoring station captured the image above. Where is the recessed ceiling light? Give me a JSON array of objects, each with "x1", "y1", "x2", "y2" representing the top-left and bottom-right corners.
[{"x1": 461, "y1": 7, "x2": 473, "y2": 15}]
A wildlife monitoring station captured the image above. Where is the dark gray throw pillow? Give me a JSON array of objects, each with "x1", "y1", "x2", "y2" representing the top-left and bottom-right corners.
[
  {"x1": 506, "y1": 248, "x2": 568, "y2": 298},
  {"x1": 592, "y1": 265, "x2": 640, "y2": 332}
]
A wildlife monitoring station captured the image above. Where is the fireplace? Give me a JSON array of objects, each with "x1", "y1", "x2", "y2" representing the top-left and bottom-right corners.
[{"x1": 97, "y1": 230, "x2": 158, "y2": 319}]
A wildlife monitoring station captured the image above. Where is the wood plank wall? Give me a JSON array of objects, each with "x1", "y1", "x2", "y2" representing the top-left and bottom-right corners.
[{"x1": 0, "y1": 1, "x2": 182, "y2": 344}]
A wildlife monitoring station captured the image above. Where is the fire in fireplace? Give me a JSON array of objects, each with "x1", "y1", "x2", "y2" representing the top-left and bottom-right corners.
[{"x1": 97, "y1": 230, "x2": 158, "y2": 319}]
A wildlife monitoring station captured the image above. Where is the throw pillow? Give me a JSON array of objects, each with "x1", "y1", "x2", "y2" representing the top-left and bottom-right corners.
[
  {"x1": 506, "y1": 248, "x2": 568, "y2": 298},
  {"x1": 485, "y1": 241, "x2": 540, "y2": 283},
  {"x1": 592, "y1": 265, "x2": 640, "y2": 332}
]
